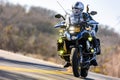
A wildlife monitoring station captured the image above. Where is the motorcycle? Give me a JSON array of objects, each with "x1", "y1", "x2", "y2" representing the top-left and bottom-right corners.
[{"x1": 54, "y1": 11, "x2": 99, "y2": 78}]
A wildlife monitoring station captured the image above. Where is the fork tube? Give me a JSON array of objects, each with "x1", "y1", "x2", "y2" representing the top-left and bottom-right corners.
[{"x1": 79, "y1": 45, "x2": 83, "y2": 64}]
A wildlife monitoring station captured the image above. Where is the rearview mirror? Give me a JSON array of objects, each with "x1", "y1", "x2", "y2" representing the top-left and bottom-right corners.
[
  {"x1": 55, "y1": 14, "x2": 62, "y2": 18},
  {"x1": 55, "y1": 14, "x2": 65, "y2": 20},
  {"x1": 90, "y1": 11, "x2": 97, "y2": 15}
]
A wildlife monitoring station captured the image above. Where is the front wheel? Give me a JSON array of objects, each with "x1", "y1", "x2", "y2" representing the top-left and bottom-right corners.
[{"x1": 70, "y1": 48, "x2": 80, "y2": 77}]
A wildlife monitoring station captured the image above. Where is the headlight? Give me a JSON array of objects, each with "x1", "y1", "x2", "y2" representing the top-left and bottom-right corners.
[
  {"x1": 69, "y1": 30, "x2": 75, "y2": 34},
  {"x1": 69, "y1": 27, "x2": 80, "y2": 33},
  {"x1": 69, "y1": 27, "x2": 75, "y2": 31},
  {"x1": 69, "y1": 27, "x2": 75, "y2": 33}
]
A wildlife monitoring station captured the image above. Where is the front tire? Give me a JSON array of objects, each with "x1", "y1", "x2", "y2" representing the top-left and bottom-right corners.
[{"x1": 70, "y1": 48, "x2": 80, "y2": 77}]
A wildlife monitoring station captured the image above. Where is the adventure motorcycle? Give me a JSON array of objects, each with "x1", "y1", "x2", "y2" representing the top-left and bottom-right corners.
[{"x1": 54, "y1": 11, "x2": 100, "y2": 78}]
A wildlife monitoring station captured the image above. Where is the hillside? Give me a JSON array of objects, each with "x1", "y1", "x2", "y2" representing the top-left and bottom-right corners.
[
  {"x1": 0, "y1": 2, "x2": 120, "y2": 78},
  {"x1": 0, "y1": 2, "x2": 58, "y2": 58},
  {"x1": 95, "y1": 25, "x2": 120, "y2": 77}
]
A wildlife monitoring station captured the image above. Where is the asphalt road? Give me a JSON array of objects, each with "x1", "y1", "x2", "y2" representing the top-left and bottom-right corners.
[{"x1": 0, "y1": 50, "x2": 120, "y2": 80}]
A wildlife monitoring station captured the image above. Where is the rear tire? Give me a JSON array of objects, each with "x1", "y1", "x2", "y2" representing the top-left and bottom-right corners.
[{"x1": 70, "y1": 48, "x2": 80, "y2": 77}]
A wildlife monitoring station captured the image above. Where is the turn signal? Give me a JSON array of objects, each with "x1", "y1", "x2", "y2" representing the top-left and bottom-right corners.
[
  {"x1": 58, "y1": 38, "x2": 63, "y2": 43},
  {"x1": 91, "y1": 49, "x2": 94, "y2": 53},
  {"x1": 88, "y1": 36, "x2": 93, "y2": 41},
  {"x1": 59, "y1": 50, "x2": 65, "y2": 56}
]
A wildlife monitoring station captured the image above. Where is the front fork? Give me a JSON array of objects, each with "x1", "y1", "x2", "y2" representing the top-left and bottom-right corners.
[
  {"x1": 75, "y1": 39, "x2": 84, "y2": 66},
  {"x1": 79, "y1": 45, "x2": 83, "y2": 64},
  {"x1": 78, "y1": 42, "x2": 96, "y2": 68}
]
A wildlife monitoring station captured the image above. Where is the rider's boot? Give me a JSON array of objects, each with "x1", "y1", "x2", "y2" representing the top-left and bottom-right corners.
[
  {"x1": 64, "y1": 62, "x2": 71, "y2": 68},
  {"x1": 90, "y1": 59, "x2": 98, "y2": 66}
]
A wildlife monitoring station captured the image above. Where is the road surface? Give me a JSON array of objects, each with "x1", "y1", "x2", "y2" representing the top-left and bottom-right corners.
[{"x1": 0, "y1": 50, "x2": 120, "y2": 80}]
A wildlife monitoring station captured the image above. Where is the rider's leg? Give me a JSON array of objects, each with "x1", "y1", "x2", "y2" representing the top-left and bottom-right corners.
[
  {"x1": 63, "y1": 56, "x2": 71, "y2": 68},
  {"x1": 90, "y1": 59, "x2": 98, "y2": 66},
  {"x1": 88, "y1": 36, "x2": 98, "y2": 66},
  {"x1": 91, "y1": 25, "x2": 101, "y2": 55},
  {"x1": 93, "y1": 37, "x2": 101, "y2": 55},
  {"x1": 63, "y1": 40, "x2": 72, "y2": 68},
  {"x1": 57, "y1": 39, "x2": 71, "y2": 68}
]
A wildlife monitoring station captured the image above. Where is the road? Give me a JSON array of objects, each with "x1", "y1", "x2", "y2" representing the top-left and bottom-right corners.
[{"x1": 0, "y1": 49, "x2": 120, "y2": 80}]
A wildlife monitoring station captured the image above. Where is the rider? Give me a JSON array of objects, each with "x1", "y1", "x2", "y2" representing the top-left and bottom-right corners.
[{"x1": 57, "y1": 1, "x2": 100, "y2": 67}]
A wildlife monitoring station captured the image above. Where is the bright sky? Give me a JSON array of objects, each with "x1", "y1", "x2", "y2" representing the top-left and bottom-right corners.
[{"x1": 7, "y1": 0, "x2": 120, "y2": 34}]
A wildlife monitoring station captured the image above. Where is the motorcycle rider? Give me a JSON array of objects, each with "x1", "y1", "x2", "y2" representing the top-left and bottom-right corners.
[{"x1": 56, "y1": 1, "x2": 100, "y2": 67}]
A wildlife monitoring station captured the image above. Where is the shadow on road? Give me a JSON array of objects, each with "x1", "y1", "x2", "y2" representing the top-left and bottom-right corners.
[
  {"x1": 0, "y1": 70, "x2": 37, "y2": 80},
  {"x1": 0, "y1": 57, "x2": 64, "y2": 70},
  {"x1": 84, "y1": 78, "x2": 95, "y2": 80}
]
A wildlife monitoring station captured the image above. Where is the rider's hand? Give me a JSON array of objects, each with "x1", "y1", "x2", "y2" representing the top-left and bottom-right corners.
[
  {"x1": 80, "y1": 21, "x2": 88, "y2": 27},
  {"x1": 91, "y1": 30, "x2": 96, "y2": 36}
]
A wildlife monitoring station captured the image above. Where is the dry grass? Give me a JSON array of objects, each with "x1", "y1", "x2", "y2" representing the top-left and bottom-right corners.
[
  {"x1": 90, "y1": 46, "x2": 120, "y2": 78},
  {"x1": 103, "y1": 46, "x2": 120, "y2": 77}
]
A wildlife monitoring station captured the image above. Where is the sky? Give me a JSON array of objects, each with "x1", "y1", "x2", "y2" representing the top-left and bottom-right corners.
[{"x1": 5, "y1": 0, "x2": 120, "y2": 34}]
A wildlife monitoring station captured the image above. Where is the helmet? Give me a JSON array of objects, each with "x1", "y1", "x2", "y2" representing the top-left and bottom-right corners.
[{"x1": 72, "y1": 1, "x2": 84, "y2": 15}]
